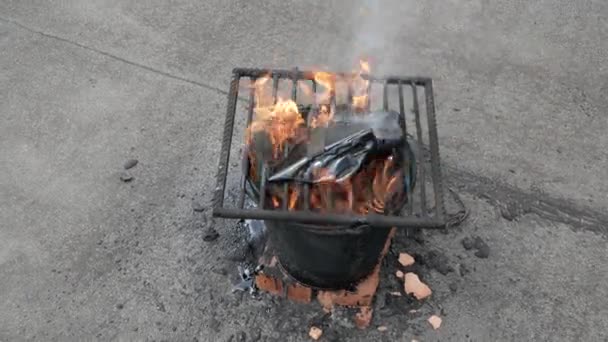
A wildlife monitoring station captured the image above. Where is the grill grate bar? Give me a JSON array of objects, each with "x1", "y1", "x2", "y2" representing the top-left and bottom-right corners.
[
  {"x1": 366, "y1": 81, "x2": 373, "y2": 112},
  {"x1": 411, "y1": 83, "x2": 427, "y2": 216},
  {"x1": 383, "y1": 80, "x2": 389, "y2": 111},
  {"x1": 212, "y1": 74, "x2": 239, "y2": 209},
  {"x1": 232, "y1": 68, "x2": 430, "y2": 85},
  {"x1": 424, "y1": 80, "x2": 446, "y2": 221},
  {"x1": 398, "y1": 81, "x2": 414, "y2": 216},
  {"x1": 213, "y1": 68, "x2": 447, "y2": 229},
  {"x1": 258, "y1": 165, "x2": 268, "y2": 209},
  {"x1": 238, "y1": 78, "x2": 256, "y2": 209},
  {"x1": 347, "y1": 83, "x2": 354, "y2": 113},
  {"x1": 215, "y1": 207, "x2": 446, "y2": 229}
]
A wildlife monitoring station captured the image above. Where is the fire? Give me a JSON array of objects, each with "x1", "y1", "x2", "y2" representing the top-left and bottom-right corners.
[
  {"x1": 313, "y1": 71, "x2": 336, "y2": 104},
  {"x1": 245, "y1": 60, "x2": 406, "y2": 215},
  {"x1": 351, "y1": 59, "x2": 370, "y2": 111},
  {"x1": 246, "y1": 74, "x2": 305, "y2": 160},
  {"x1": 310, "y1": 105, "x2": 333, "y2": 128}
]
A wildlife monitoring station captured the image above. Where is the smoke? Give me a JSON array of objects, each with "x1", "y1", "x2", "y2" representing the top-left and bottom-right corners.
[{"x1": 347, "y1": 0, "x2": 412, "y2": 75}]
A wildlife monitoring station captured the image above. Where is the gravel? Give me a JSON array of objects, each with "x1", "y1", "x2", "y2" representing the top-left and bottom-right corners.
[
  {"x1": 119, "y1": 172, "x2": 133, "y2": 182},
  {"x1": 123, "y1": 159, "x2": 139, "y2": 170},
  {"x1": 461, "y1": 237, "x2": 474, "y2": 250},
  {"x1": 192, "y1": 200, "x2": 205, "y2": 212},
  {"x1": 203, "y1": 227, "x2": 219, "y2": 242},
  {"x1": 473, "y1": 237, "x2": 490, "y2": 258}
]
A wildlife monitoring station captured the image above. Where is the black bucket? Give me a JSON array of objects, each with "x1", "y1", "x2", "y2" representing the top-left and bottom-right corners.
[
  {"x1": 245, "y1": 178, "x2": 394, "y2": 289},
  {"x1": 244, "y1": 111, "x2": 415, "y2": 289},
  {"x1": 266, "y1": 220, "x2": 391, "y2": 289}
]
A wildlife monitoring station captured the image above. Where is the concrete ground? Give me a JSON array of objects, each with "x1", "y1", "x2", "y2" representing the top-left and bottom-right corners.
[{"x1": 1, "y1": 0, "x2": 606, "y2": 341}]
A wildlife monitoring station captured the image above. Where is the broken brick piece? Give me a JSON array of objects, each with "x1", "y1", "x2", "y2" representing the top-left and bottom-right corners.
[
  {"x1": 317, "y1": 261, "x2": 380, "y2": 309},
  {"x1": 398, "y1": 253, "x2": 415, "y2": 266},
  {"x1": 354, "y1": 306, "x2": 373, "y2": 329},
  {"x1": 309, "y1": 326, "x2": 323, "y2": 340},
  {"x1": 287, "y1": 283, "x2": 312, "y2": 303},
  {"x1": 428, "y1": 315, "x2": 442, "y2": 330},
  {"x1": 255, "y1": 274, "x2": 284, "y2": 297},
  {"x1": 403, "y1": 273, "x2": 432, "y2": 300},
  {"x1": 316, "y1": 229, "x2": 396, "y2": 311}
]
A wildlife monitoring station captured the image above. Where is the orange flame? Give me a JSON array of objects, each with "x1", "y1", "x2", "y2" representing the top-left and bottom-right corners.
[
  {"x1": 313, "y1": 71, "x2": 336, "y2": 104},
  {"x1": 247, "y1": 75, "x2": 305, "y2": 160},
  {"x1": 351, "y1": 59, "x2": 371, "y2": 111}
]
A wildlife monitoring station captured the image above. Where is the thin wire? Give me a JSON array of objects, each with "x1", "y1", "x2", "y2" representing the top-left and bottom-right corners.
[{"x1": 445, "y1": 187, "x2": 469, "y2": 228}]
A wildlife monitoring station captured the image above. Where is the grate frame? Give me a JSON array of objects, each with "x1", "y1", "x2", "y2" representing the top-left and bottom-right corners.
[{"x1": 212, "y1": 67, "x2": 447, "y2": 229}]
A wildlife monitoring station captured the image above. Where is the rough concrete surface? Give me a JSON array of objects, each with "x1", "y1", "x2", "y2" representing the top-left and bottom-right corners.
[{"x1": 1, "y1": 1, "x2": 606, "y2": 341}]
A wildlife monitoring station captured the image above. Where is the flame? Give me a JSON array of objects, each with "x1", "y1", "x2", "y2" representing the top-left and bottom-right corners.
[
  {"x1": 313, "y1": 71, "x2": 336, "y2": 104},
  {"x1": 247, "y1": 75, "x2": 305, "y2": 160},
  {"x1": 288, "y1": 188, "x2": 299, "y2": 210},
  {"x1": 311, "y1": 105, "x2": 333, "y2": 128},
  {"x1": 351, "y1": 59, "x2": 370, "y2": 111},
  {"x1": 246, "y1": 60, "x2": 407, "y2": 215}
]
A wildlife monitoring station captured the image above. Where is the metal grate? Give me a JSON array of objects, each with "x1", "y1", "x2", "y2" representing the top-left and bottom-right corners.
[{"x1": 212, "y1": 68, "x2": 447, "y2": 229}]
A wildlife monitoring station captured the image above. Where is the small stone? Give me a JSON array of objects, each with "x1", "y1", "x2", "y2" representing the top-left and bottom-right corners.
[
  {"x1": 203, "y1": 227, "x2": 219, "y2": 242},
  {"x1": 323, "y1": 329, "x2": 340, "y2": 342},
  {"x1": 461, "y1": 237, "x2": 474, "y2": 250},
  {"x1": 209, "y1": 317, "x2": 220, "y2": 332},
  {"x1": 377, "y1": 326, "x2": 388, "y2": 332},
  {"x1": 211, "y1": 267, "x2": 227, "y2": 276},
  {"x1": 448, "y1": 283, "x2": 457, "y2": 293},
  {"x1": 426, "y1": 251, "x2": 453, "y2": 275},
  {"x1": 124, "y1": 159, "x2": 138, "y2": 170},
  {"x1": 459, "y1": 263, "x2": 470, "y2": 276},
  {"x1": 120, "y1": 172, "x2": 133, "y2": 182},
  {"x1": 500, "y1": 205, "x2": 517, "y2": 221},
  {"x1": 249, "y1": 328, "x2": 261, "y2": 342},
  {"x1": 192, "y1": 200, "x2": 205, "y2": 212},
  {"x1": 473, "y1": 237, "x2": 490, "y2": 258}
]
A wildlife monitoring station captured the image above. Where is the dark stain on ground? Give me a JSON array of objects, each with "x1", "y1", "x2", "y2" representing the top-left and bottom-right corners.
[{"x1": 446, "y1": 165, "x2": 608, "y2": 237}]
